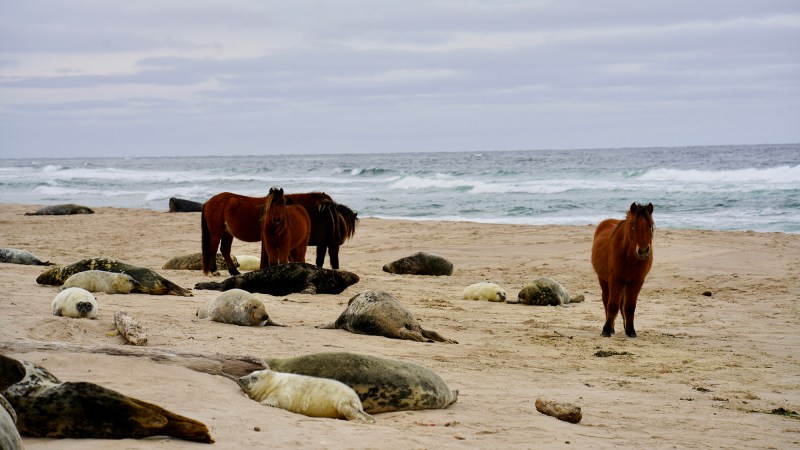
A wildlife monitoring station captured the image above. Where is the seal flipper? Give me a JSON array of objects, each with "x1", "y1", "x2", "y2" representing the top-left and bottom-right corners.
[{"x1": 340, "y1": 402, "x2": 375, "y2": 424}]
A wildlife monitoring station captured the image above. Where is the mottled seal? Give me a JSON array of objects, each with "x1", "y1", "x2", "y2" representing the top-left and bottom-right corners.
[
  {"x1": 317, "y1": 290, "x2": 457, "y2": 343},
  {"x1": 0, "y1": 357, "x2": 24, "y2": 450},
  {"x1": 234, "y1": 255, "x2": 261, "y2": 271},
  {"x1": 510, "y1": 277, "x2": 584, "y2": 306},
  {"x1": 463, "y1": 282, "x2": 507, "y2": 302},
  {"x1": 163, "y1": 252, "x2": 237, "y2": 271},
  {"x1": 383, "y1": 252, "x2": 454, "y2": 276},
  {"x1": 197, "y1": 289, "x2": 286, "y2": 327},
  {"x1": 238, "y1": 369, "x2": 374, "y2": 423},
  {"x1": 24, "y1": 204, "x2": 94, "y2": 215},
  {"x1": 168, "y1": 197, "x2": 204, "y2": 212},
  {"x1": 36, "y1": 258, "x2": 192, "y2": 296},
  {"x1": 59, "y1": 270, "x2": 142, "y2": 294},
  {"x1": 52, "y1": 287, "x2": 98, "y2": 319},
  {"x1": 0, "y1": 355, "x2": 213, "y2": 443},
  {"x1": 0, "y1": 247, "x2": 54, "y2": 266},
  {"x1": 194, "y1": 262, "x2": 359, "y2": 296},
  {"x1": 264, "y1": 352, "x2": 459, "y2": 414}
]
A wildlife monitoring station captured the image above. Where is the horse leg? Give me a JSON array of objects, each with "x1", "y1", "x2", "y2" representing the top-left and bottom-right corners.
[
  {"x1": 220, "y1": 232, "x2": 240, "y2": 276},
  {"x1": 205, "y1": 233, "x2": 222, "y2": 276},
  {"x1": 602, "y1": 281, "x2": 619, "y2": 337},
  {"x1": 597, "y1": 278, "x2": 613, "y2": 336},
  {"x1": 621, "y1": 283, "x2": 643, "y2": 338},
  {"x1": 315, "y1": 245, "x2": 327, "y2": 268},
  {"x1": 329, "y1": 244, "x2": 340, "y2": 270}
]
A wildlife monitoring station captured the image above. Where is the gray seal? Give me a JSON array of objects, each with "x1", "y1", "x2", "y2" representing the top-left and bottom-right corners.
[
  {"x1": 24, "y1": 204, "x2": 94, "y2": 215},
  {"x1": 317, "y1": 290, "x2": 457, "y2": 343},
  {"x1": 382, "y1": 252, "x2": 453, "y2": 276},
  {"x1": 0, "y1": 354, "x2": 213, "y2": 443},
  {"x1": 0, "y1": 248, "x2": 54, "y2": 266},
  {"x1": 0, "y1": 356, "x2": 24, "y2": 450},
  {"x1": 60, "y1": 270, "x2": 142, "y2": 294},
  {"x1": 510, "y1": 276, "x2": 584, "y2": 306},
  {"x1": 264, "y1": 352, "x2": 459, "y2": 414},
  {"x1": 194, "y1": 262, "x2": 359, "y2": 296},
  {"x1": 168, "y1": 197, "x2": 204, "y2": 213},
  {"x1": 197, "y1": 289, "x2": 286, "y2": 327},
  {"x1": 36, "y1": 258, "x2": 192, "y2": 296},
  {"x1": 163, "y1": 253, "x2": 238, "y2": 271}
]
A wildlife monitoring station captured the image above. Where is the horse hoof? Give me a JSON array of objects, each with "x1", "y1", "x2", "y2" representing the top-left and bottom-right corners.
[
  {"x1": 228, "y1": 269, "x2": 241, "y2": 276},
  {"x1": 626, "y1": 332, "x2": 637, "y2": 338},
  {"x1": 601, "y1": 331, "x2": 612, "y2": 337}
]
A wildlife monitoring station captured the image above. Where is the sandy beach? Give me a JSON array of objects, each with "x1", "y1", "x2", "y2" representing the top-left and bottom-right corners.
[{"x1": 1, "y1": 202, "x2": 798, "y2": 449}]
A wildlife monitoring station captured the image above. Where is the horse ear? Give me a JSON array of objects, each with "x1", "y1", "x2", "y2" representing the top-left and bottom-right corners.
[
  {"x1": 630, "y1": 202, "x2": 638, "y2": 214},
  {"x1": 279, "y1": 188, "x2": 284, "y2": 195},
  {"x1": 646, "y1": 203, "x2": 653, "y2": 214}
]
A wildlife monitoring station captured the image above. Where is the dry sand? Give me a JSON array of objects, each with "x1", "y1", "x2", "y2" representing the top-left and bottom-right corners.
[{"x1": 1, "y1": 202, "x2": 798, "y2": 449}]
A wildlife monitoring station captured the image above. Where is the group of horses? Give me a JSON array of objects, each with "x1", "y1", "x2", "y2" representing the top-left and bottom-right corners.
[{"x1": 200, "y1": 188, "x2": 358, "y2": 276}]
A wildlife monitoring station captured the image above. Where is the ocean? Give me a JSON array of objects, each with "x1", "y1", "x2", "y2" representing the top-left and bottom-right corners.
[{"x1": 1, "y1": 144, "x2": 798, "y2": 233}]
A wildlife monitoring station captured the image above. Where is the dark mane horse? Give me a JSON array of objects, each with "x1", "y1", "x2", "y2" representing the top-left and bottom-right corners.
[
  {"x1": 304, "y1": 201, "x2": 358, "y2": 269},
  {"x1": 201, "y1": 190, "x2": 331, "y2": 275},
  {"x1": 260, "y1": 187, "x2": 311, "y2": 267},
  {"x1": 591, "y1": 202, "x2": 654, "y2": 338}
]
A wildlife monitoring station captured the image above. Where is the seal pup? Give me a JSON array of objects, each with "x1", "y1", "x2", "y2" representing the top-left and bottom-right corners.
[
  {"x1": 194, "y1": 262, "x2": 359, "y2": 296},
  {"x1": 0, "y1": 247, "x2": 54, "y2": 266},
  {"x1": 317, "y1": 290, "x2": 457, "y2": 343},
  {"x1": 264, "y1": 352, "x2": 459, "y2": 414},
  {"x1": 463, "y1": 282, "x2": 507, "y2": 302},
  {"x1": 197, "y1": 289, "x2": 286, "y2": 327},
  {"x1": 509, "y1": 276, "x2": 583, "y2": 306},
  {"x1": 234, "y1": 254, "x2": 261, "y2": 271},
  {"x1": 36, "y1": 258, "x2": 192, "y2": 296},
  {"x1": 237, "y1": 369, "x2": 374, "y2": 423},
  {"x1": 52, "y1": 287, "x2": 98, "y2": 319},
  {"x1": 24, "y1": 204, "x2": 94, "y2": 215},
  {"x1": 382, "y1": 252, "x2": 454, "y2": 276},
  {"x1": 163, "y1": 252, "x2": 237, "y2": 271},
  {"x1": 59, "y1": 270, "x2": 142, "y2": 294},
  {"x1": 0, "y1": 355, "x2": 213, "y2": 443},
  {"x1": 168, "y1": 197, "x2": 204, "y2": 213}
]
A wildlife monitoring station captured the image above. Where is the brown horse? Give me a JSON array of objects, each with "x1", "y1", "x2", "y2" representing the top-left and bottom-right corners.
[
  {"x1": 305, "y1": 201, "x2": 358, "y2": 269},
  {"x1": 201, "y1": 190, "x2": 330, "y2": 275},
  {"x1": 591, "y1": 202, "x2": 654, "y2": 338},
  {"x1": 260, "y1": 187, "x2": 311, "y2": 267}
]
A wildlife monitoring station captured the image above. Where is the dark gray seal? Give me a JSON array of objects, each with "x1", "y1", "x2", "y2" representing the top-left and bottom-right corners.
[
  {"x1": 383, "y1": 252, "x2": 453, "y2": 276},
  {"x1": 36, "y1": 258, "x2": 193, "y2": 296},
  {"x1": 317, "y1": 290, "x2": 457, "y2": 343},
  {"x1": 194, "y1": 262, "x2": 359, "y2": 296},
  {"x1": 509, "y1": 276, "x2": 584, "y2": 306},
  {"x1": 0, "y1": 360, "x2": 24, "y2": 450},
  {"x1": 0, "y1": 354, "x2": 213, "y2": 443},
  {"x1": 168, "y1": 197, "x2": 204, "y2": 213},
  {"x1": 163, "y1": 252, "x2": 237, "y2": 271},
  {"x1": 24, "y1": 204, "x2": 94, "y2": 215},
  {"x1": 0, "y1": 248, "x2": 54, "y2": 266},
  {"x1": 264, "y1": 352, "x2": 459, "y2": 414},
  {"x1": 197, "y1": 289, "x2": 286, "y2": 327}
]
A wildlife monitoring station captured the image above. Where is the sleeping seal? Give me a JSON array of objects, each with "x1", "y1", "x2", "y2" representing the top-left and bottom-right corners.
[
  {"x1": 0, "y1": 354, "x2": 213, "y2": 443},
  {"x1": 238, "y1": 369, "x2": 374, "y2": 423},
  {"x1": 59, "y1": 270, "x2": 142, "y2": 294},
  {"x1": 510, "y1": 276, "x2": 584, "y2": 306},
  {"x1": 197, "y1": 289, "x2": 286, "y2": 327},
  {"x1": 36, "y1": 258, "x2": 192, "y2": 296},
  {"x1": 52, "y1": 287, "x2": 98, "y2": 319},
  {"x1": 168, "y1": 197, "x2": 204, "y2": 213},
  {"x1": 462, "y1": 282, "x2": 507, "y2": 302},
  {"x1": 24, "y1": 204, "x2": 94, "y2": 215},
  {"x1": 264, "y1": 352, "x2": 459, "y2": 414},
  {"x1": 382, "y1": 252, "x2": 453, "y2": 276},
  {"x1": 317, "y1": 290, "x2": 457, "y2": 343},
  {"x1": 0, "y1": 248, "x2": 54, "y2": 266},
  {"x1": 194, "y1": 262, "x2": 359, "y2": 296},
  {"x1": 163, "y1": 252, "x2": 237, "y2": 271}
]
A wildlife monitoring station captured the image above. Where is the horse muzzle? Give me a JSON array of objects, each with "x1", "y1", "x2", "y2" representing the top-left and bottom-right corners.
[{"x1": 636, "y1": 246, "x2": 651, "y2": 261}]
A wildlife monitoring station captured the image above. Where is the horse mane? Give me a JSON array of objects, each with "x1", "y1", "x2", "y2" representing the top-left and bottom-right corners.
[{"x1": 261, "y1": 188, "x2": 287, "y2": 234}]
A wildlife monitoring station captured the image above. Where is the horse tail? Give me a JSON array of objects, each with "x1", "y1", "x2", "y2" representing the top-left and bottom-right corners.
[
  {"x1": 332, "y1": 203, "x2": 358, "y2": 245},
  {"x1": 200, "y1": 203, "x2": 212, "y2": 274}
]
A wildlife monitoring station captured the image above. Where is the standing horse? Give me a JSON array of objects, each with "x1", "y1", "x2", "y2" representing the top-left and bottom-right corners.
[
  {"x1": 261, "y1": 187, "x2": 311, "y2": 267},
  {"x1": 305, "y1": 201, "x2": 358, "y2": 269},
  {"x1": 201, "y1": 190, "x2": 330, "y2": 275},
  {"x1": 591, "y1": 202, "x2": 654, "y2": 338}
]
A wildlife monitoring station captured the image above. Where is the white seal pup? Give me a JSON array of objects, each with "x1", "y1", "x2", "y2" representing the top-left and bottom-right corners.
[
  {"x1": 462, "y1": 282, "x2": 507, "y2": 302},
  {"x1": 197, "y1": 289, "x2": 286, "y2": 327},
  {"x1": 234, "y1": 255, "x2": 261, "y2": 271},
  {"x1": 52, "y1": 287, "x2": 98, "y2": 319},
  {"x1": 238, "y1": 369, "x2": 375, "y2": 423},
  {"x1": 59, "y1": 270, "x2": 141, "y2": 294}
]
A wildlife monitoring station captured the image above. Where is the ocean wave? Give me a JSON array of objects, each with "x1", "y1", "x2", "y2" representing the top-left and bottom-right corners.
[{"x1": 640, "y1": 165, "x2": 800, "y2": 185}]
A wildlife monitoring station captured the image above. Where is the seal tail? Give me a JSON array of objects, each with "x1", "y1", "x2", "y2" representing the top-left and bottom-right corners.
[{"x1": 194, "y1": 281, "x2": 225, "y2": 291}]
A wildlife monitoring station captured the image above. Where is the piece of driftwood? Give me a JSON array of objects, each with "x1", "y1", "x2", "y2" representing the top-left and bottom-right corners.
[
  {"x1": 0, "y1": 340, "x2": 265, "y2": 380},
  {"x1": 535, "y1": 398, "x2": 582, "y2": 423},
  {"x1": 114, "y1": 311, "x2": 148, "y2": 346}
]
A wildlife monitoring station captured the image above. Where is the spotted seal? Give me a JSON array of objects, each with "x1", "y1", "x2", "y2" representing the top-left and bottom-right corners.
[
  {"x1": 197, "y1": 289, "x2": 286, "y2": 327},
  {"x1": 0, "y1": 248, "x2": 54, "y2": 266},
  {"x1": 52, "y1": 287, "x2": 98, "y2": 319},
  {"x1": 238, "y1": 369, "x2": 374, "y2": 423},
  {"x1": 510, "y1": 276, "x2": 584, "y2": 306},
  {"x1": 0, "y1": 361, "x2": 24, "y2": 450},
  {"x1": 163, "y1": 252, "x2": 237, "y2": 271},
  {"x1": 24, "y1": 204, "x2": 94, "y2": 215},
  {"x1": 317, "y1": 290, "x2": 457, "y2": 343},
  {"x1": 59, "y1": 270, "x2": 142, "y2": 294},
  {"x1": 264, "y1": 352, "x2": 459, "y2": 414},
  {"x1": 462, "y1": 282, "x2": 507, "y2": 302},
  {"x1": 382, "y1": 252, "x2": 454, "y2": 276},
  {"x1": 36, "y1": 258, "x2": 192, "y2": 296},
  {"x1": 168, "y1": 197, "x2": 204, "y2": 212},
  {"x1": 0, "y1": 354, "x2": 213, "y2": 442},
  {"x1": 194, "y1": 262, "x2": 359, "y2": 296}
]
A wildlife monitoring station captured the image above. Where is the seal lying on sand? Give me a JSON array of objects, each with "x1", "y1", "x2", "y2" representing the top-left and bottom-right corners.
[
  {"x1": 509, "y1": 276, "x2": 584, "y2": 306},
  {"x1": 197, "y1": 289, "x2": 286, "y2": 327},
  {"x1": 24, "y1": 204, "x2": 94, "y2": 215},
  {"x1": 0, "y1": 354, "x2": 213, "y2": 443},
  {"x1": 317, "y1": 290, "x2": 457, "y2": 343},
  {"x1": 463, "y1": 282, "x2": 507, "y2": 302},
  {"x1": 0, "y1": 357, "x2": 24, "y2": 450},
  {"x1": 264, "y1": 352, "x2": 459, "y2": 414},
  {"x1": 168, "y1": 197, "x2": 204, "y2": 213},
  {"x1": 234, "y1": 255, "x2": 261, "y2": 271},
  {"x1": 194, "y1": 262, "x2": 359, "y2": 296},
  {"x1": 60, "y1": 270, "x2": 142, "y2": 294},
  {"x1": 238, "y1": 369, "x2": 374, "y2": 423},
  {"x1": 52, "y1": 287, "x2": 98, "y2": 319},
  {"x1": 36, "y1": 258, "x2": 192, "y2": 296},
  {"x1": 0, "y1": 248, "x2": 54, "y2": 266},
  {"x1": 382, "y1": 252, "x2": 454, "y2": 276},
  {"x1": 163, "y1": 253, "x2": 237, "y2": 271}
]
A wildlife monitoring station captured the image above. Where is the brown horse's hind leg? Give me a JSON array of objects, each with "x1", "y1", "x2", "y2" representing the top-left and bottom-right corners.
[
  {"x1": 220, "y1": 233, "x2": 240, "y2": 276},
  {"x1": 328, "y1": 244, "x2": 340, "y2": 270},
  {"x1": 315, "y1": 244, "x2": 327, "y2": 268},
  {"x1": 598, "y1": 279, "x2": 615, "y2": 337},
  {"x1": 621, "y1": 284, "x2": 643, "y2": 337},
  {"x1": 602, "y1": 283, "x2": 620, "y2": 337}
]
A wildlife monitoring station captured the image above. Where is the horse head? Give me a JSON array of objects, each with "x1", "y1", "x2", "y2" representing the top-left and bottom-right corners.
[
  {"x1": 264, "y1": 187, "x2": 287, "y2": 228},
  {"x1": 628, "y1": 202, "x2": 654, "y2": 261}
]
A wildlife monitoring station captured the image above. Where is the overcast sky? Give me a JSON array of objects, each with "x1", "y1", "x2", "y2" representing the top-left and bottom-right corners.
[{"x1": 1, "y1": 1, "x2": 798, "y2": 158}]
